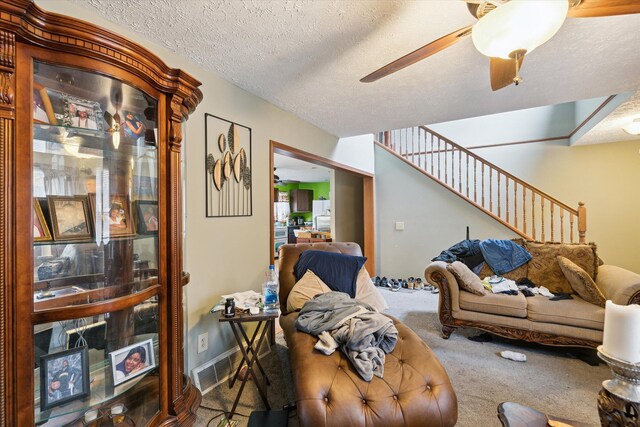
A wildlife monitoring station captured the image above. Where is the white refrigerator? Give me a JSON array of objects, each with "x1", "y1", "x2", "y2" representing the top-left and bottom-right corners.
[{"x1": 312, "y1": 200, "x2": 331, "y2": 231}]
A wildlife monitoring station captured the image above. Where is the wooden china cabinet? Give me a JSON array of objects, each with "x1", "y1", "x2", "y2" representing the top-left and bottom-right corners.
[{"x1": 0, "y1": 1, "x2": 203, "y2": 425}]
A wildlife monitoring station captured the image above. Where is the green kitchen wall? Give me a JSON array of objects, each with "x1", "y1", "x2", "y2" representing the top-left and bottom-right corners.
[{"x1": 274, "y1": 182, "x2": 330, "y2": 222}]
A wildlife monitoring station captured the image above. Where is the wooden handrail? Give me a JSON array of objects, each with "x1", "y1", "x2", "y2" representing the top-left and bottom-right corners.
[
  {"x1": 420, "y1": 126, "x2": 578, "y2": 215},
  {"x1": 377, "y1": 126, "x2": 586, "y2": 243}
]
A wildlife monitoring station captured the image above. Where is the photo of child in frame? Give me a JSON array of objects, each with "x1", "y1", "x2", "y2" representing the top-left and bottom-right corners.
[{"x1": 40, "y1": 347, "x2": 90, "y2": 411}]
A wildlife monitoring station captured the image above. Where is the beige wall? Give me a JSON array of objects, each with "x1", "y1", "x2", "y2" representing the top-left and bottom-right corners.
[
  {"x1": 375, "y1": 145, "x2": 516, "y2": 279},
  {"x1": 39, "y1": 1, "x2": 375, "y2": 373},
  {"x1": 475, "y1": 140, "x2": 640, "y2": 272},
  {"x1": 375, "y1": 139, "x2": 640, "y2": 278}
]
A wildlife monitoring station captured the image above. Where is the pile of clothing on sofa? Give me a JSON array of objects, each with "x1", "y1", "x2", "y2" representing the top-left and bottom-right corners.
[
  {"x1": 433, "y1": 238, "x2": 531, "y2": 275},
  {"x1": 292, "y1": 250, "x2": 397, "y2": 381},
  {"x1": 434, "y1": 238, "x2": 574, "y2": 300}
]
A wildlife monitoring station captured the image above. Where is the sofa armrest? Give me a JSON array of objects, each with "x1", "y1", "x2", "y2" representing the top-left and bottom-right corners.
[
  {"x1": 596, "y1": 265, "x2": 640, "y2": 305},
  {"x1": 425, "y1": 261, "x2": 460, "y2": 312}
]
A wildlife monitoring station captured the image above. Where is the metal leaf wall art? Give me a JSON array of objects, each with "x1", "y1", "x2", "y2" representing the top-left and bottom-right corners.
[{"x1": 205, "y1": 114, "x2": 252, "y2": 217}]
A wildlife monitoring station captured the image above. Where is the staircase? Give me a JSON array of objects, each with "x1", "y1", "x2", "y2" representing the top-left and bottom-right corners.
[{"x1": 376, "y1": 126, "x2": 586, "y2": 243}]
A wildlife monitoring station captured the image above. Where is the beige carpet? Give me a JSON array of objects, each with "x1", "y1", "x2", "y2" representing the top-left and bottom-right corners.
[{"x1": 195, "y1": 289, "x2": 608, "y2": 426}]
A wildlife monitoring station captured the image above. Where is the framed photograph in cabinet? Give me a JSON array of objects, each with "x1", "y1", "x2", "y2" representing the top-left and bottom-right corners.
[
  {"x1": 33, "y1": 197, "x2": 52, "y2": 242},
  {"x1": 33, "y1": 83, "x2": 56, "y2": 125},
  {"x1": 48, "y1": 195, "x2": 92, "y2": 241},
  {"x1": 134, "y1": 200, "x2": 159, "y2": 234},
  {"x1": 107, "y1": 195, "x2": 135, "y2": 237},
  {"x1": 88, "y1": 193, "x2": 135, "y2": 238},
  {"x1": 45, "y1": 88, "x2": 105, "y2": 131},
  {"x1": 110, "y1": 339, "x2": 156, "y2": 386},
  {"x1": 122, "y1": 110, "x2": 146, "y2": 140},
  {"x1": 131, "y1": 175, "x2": 157, "y2": 201},
  {"x1": 39, "y1": 346, "x2": 90, "y2": 411},
  {"x1": 205, "y1": 114, "x2": 252, "y2": 218}
]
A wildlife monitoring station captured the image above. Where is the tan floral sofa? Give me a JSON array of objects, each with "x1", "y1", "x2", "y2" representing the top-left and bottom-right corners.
[{"x1": 425, "y1": 241, "x2": 640, "y2": 348}]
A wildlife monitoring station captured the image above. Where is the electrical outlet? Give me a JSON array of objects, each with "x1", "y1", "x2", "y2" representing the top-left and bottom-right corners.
[
  {"x1": 395, "y1": 221, "x2": 405, "y2": 231},
  {"x1": 197, "y1": 332, "x2": 208, "y2": 354}
]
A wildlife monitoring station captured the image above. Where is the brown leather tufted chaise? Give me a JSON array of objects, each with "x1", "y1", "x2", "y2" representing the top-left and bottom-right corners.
[{"x1": 278, "y1": 242, "x2": 458, "y2": 427}]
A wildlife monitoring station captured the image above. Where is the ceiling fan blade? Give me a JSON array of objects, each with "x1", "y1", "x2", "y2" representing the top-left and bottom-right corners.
[
  {"x1": 360, "y1": 25, "x2": 473, "y2": 83},
  {"x1": 490, "y1": 56, "x2": 525, "y2": 91},
  {"x1": 568, "y1": 0, "x2": 640, "y2": 17}
]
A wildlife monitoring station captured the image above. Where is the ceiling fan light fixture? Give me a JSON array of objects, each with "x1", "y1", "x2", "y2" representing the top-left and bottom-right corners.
[
  {"x1": 622, "y1": 118, "x2": 640, "y2": 135},
  {"x1": 472, "y1": 0, "x2": 569, "y2": 59}
]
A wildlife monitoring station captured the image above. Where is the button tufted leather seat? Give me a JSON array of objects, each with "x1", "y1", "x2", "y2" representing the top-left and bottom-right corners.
[{"x1": 278, "y1": 243, "x2": 458, "y2": 427}]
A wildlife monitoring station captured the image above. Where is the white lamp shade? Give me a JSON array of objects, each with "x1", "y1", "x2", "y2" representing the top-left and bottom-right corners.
[{"x1": 472, "y1": 0, "x2": 569, "y2": 59}]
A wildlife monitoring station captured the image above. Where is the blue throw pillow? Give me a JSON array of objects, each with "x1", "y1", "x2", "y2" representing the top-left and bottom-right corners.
[{"x1": 294, "y1": 250, "x2": 367, "y2": 298}]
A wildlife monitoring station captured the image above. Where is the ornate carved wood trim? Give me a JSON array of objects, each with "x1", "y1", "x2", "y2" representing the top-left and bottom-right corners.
[
  {"x1": 598, "y1": 388, "x2": 639, "y2": 427},
  {"x1": 0, "y1": 1, "x2": 202, "y2": 119},
  {"x1": 0, "y1": 26, "x2": 14, "y2": 427},
  {"x1": 427, "y1": 269, "x2": 601, "y2": 349},
  {"x1": 171, "y1": 380, "x2": 201, "y2": 426},
  {"x1": 0, "y1": 30, "x2": 15, "y2": 115}
]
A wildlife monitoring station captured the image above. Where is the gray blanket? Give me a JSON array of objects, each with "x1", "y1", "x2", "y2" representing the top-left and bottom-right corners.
[{"x1": 295, "y1": 292, "x2": 398, "y2": 381}]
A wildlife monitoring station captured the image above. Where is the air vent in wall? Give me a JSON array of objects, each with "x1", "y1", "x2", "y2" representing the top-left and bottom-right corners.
[{"x1": 192, "y1": 339, "x2": 271, "y2": 395}]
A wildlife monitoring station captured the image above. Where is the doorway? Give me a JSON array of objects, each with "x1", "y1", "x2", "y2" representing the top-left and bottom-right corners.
[{"x1": 269, "y1": 140, "x2": 376, "y2": 274}]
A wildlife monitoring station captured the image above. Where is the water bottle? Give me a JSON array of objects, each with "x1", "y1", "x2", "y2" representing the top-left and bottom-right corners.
[{"x1": 262, "y1": 265, "x2": 279, "y2": 313}]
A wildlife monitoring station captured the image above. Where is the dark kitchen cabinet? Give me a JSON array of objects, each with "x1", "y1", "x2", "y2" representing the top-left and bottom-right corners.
[
  {"x1": 290, "y1": 189, "x2": 313, "y2": 212},
  {"x1": 287, "y1": 226, "x2": 300, "y2": 244}
]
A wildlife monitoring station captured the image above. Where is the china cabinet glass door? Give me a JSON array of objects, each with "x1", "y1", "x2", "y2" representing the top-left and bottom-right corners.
[{"x1": 30, "y1": 59, "x2": 163, "y2": 426}]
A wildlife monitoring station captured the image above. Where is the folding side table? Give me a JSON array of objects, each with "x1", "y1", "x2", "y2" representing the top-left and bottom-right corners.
[{"x1": 219, "y1": 311, "x2": 279, "y2": 419}]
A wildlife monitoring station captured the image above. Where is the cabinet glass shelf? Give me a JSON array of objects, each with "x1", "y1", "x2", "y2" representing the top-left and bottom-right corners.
[{"x1": 33, "y1": 299, "x2": 160, "y2": 425}]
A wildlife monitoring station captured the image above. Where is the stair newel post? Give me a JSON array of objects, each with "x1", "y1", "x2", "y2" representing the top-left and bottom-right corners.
[{"x1": 578, "y1": 201, "x2": 587, "y2": 243}]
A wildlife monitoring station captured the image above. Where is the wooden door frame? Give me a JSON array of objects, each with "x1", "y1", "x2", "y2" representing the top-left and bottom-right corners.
[{"x1": 270, "y1": 140, "x2": 376, "y2": 274}]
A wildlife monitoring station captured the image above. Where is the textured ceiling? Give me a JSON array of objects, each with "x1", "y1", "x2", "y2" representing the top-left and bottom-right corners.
[
  {"x1": 71, "y1": 0, "x2": 640, "y2": 138},
  {"x1": 577, "y1": 91, "x2": 640, "y2": 145},
  {"x1": 274, "y1": 153, "x2": 331, "y2": 183}
]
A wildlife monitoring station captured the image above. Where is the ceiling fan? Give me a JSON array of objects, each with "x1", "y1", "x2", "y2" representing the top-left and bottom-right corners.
[
  {"x1": 273, "y1": 168, "x2": 299, "y2": 185},
  {"x1": 360, "y1": 0, "x2": 640, "y2": 91}
]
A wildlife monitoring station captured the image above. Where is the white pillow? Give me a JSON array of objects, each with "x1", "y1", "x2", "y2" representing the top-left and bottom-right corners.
[
  {"x1": 286, "y1": 270, "x2": 332, "y2": 312},
  {"x1": 355, "y1": 267, "x2": 389, "y2": 312}
]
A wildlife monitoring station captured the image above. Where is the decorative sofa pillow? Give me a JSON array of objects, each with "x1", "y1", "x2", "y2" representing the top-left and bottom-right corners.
[
  {"x1": 294, "y1": 250, "x2": 366, "y2": 298},
  {"x1": 447, "y1": 261, "x2": 486, "y2": 296},
  {"x1": 525, "y1": 241, "x2": 598, "y2": 294},
  {"x1": 557, "y1": 256, "x2": 606, "y2": 307},
  {"x1": 287, "y1": 267, "x2": 388, "y2": 312},
  {"x1": 354, "y1": 266, "x2": 389, "y2": 312},
  {"x1": 287, "y1": 270, "x2": 332, "y2": 312}
]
